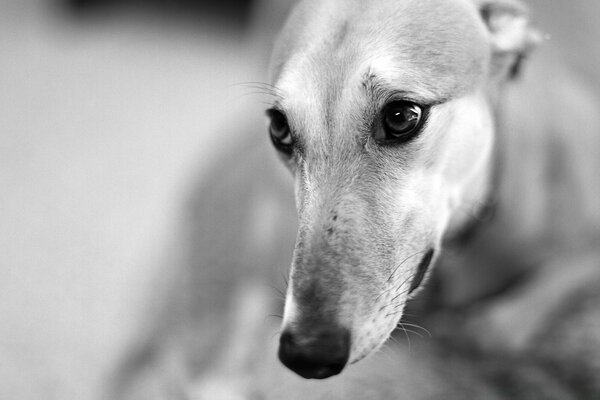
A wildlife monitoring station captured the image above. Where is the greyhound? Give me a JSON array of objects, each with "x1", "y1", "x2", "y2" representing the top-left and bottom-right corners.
[
  {"x1": 266, "y1": 0, "x2": 600, "y2": 380},
  {"x1": 109, "y1": 0, "x2": 600, "y2": 398}
]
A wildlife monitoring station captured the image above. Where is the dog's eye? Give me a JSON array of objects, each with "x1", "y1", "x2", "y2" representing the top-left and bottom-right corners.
[
  {"x1": 376, "y1": 101, "x2": 425, "y2": 144},
  {"x1": 267, "y1": 109, "x2": 293, "y2": 154}
]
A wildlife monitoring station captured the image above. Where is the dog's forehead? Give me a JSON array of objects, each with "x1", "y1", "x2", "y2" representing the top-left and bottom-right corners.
[{"x1": 271, "y1": 0, "x2": 489, "y2": 110}]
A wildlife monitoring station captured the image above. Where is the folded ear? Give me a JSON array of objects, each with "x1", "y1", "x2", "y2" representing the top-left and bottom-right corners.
[{"x1": 475, "y1": 0, "x2": 542, "y2": 78}]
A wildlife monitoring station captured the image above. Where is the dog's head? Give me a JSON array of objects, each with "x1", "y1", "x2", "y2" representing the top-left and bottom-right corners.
[{"x1": 267, "y1": 0, "x2": 538, "y2": 379}]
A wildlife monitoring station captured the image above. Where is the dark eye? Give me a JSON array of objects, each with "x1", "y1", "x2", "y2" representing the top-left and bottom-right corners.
[
  {"x1": 267, "y1": 109, "x2": 293, "y2": 154},
  {"x1": 376, "y1": 101, "x2": 425, "y2": 144}
]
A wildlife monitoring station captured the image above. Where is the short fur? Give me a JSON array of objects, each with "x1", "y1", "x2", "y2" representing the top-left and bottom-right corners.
[{"x1": 269, "y1": 0, "x2": 600, "y2": 373}]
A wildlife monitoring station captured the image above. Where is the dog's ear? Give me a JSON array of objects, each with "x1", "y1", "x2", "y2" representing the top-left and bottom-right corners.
[{"x1": 476, "y1": 0, "x2": 542, "y2": 78}]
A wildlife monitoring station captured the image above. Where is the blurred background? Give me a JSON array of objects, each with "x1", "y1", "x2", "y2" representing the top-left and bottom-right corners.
[{"x1": 1, "y1": 1, "x2": 599, "y2": 399}]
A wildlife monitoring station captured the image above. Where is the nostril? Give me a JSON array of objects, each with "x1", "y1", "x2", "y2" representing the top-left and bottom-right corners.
[{"x1": 278, "y1": 327, "x2": 350, "y2": 379}]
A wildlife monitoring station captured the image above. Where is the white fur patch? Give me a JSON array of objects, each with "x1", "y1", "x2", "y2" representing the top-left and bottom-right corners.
[{"x1": 281, "y1": 283, "x2": 298, "y2": 328}]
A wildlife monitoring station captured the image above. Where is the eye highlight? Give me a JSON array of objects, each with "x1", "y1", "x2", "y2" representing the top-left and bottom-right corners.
[
  {"x1": 375, "y1": 101, "x2": 427, "y2": 145},
  {"x1": 266, "y1": 109, "x2": 293, "y2": 155}
]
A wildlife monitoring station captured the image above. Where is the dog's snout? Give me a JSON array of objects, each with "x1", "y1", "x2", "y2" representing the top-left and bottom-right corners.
[{"x1": 278, "y1": 326, "x2": 350, "y2": 379}]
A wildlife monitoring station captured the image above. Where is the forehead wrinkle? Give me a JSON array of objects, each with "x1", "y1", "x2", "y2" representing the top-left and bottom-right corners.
[
  {"x1": 353, "y1": 0, "x2": 489, "y2": 99},
  {"x1": 272, "y1": 0, "x2": 489, "y2": 97},
  {"x1": 360, "y1": 71, "x2": 451, "y2": 107}
]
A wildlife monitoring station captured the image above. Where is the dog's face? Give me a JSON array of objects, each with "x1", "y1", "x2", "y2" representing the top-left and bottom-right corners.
[{"x1": 267, "y1": 0, "x2": 536, "y2": 379}]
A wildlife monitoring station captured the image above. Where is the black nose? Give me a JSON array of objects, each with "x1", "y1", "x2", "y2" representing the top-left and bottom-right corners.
[{"x1": 278, "y1": 326, "x2": 350, "y2": 379}]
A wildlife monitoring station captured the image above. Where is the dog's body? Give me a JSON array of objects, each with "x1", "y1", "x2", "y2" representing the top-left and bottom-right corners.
[{"x1": 109, "y1": 1, "x2": 600, "y2": 398}]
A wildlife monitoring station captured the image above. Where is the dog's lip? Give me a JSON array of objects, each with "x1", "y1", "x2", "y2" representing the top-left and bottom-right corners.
[
  {"x1": 348, "y1": 353, "x2": 367, "y2": 365},
  {"x1": 346, "y1": 248, "x2": 436, "y2": 365},
  {"x1": 347, "y1": 335, "x2": 390, "y2": 365},
  {"x1": 408, "y1": 248, "x2": 435, "y2": 294}
]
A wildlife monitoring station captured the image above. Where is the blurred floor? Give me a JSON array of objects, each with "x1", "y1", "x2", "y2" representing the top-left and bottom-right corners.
[
  {"x1": 0, "y1": 0, "x2": 599, "y2": 399},
  {"x1": 0, "y1": 1, "x2": 265, "y2": 398}
]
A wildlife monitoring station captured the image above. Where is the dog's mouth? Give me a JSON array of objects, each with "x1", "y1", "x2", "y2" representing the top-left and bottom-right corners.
[
  {"x1": 343, "y1": 248, "x2": 436, "y2": 365},
  {"x1": 278, "y1": 247, "x2": 437, "y2": 378}
]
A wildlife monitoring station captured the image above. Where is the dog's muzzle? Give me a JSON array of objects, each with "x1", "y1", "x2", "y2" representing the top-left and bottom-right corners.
[{"x1": 278, "y1": 325, "x2": 350, "y2": 379}]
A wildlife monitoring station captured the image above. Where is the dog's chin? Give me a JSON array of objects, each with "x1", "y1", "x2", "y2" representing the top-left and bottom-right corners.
[
  {"x1": 348, "y1": 335, "x2": 389, "y2": 365},
  {"x1": 348, "y1": 315, "x2": 402, "y2": 365}
]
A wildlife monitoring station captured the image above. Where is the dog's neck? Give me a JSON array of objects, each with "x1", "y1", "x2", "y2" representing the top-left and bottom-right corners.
[
  {"x1": 451, "y1": 52, "x2": 600, "y2": 256},
  {"x1": 497, "y1": 58, "x2": 600, "y2": 252},
  {"x1": 433, "y1": 49, "x2": 600, "y2": 306}
]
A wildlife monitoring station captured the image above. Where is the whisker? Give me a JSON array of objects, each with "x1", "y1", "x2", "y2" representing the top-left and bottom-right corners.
[
  {"x1": 228, "y1": 91, "x2": 278, "y2": 103},
  {"x1": 231, "y1": 81, "x2": 283, "y2": 98},
  {"x1": 390, "y1": 278, "x2": 415, "y2": 303},
  {"x1": 234, "y1": 81, "x2": 282, "y2": 90},
  {"x1": 236, "y1": 83, "x2": 278, "y2": 91},
  {"x1": 388, "y1": 335, "x2": 403, "y2": 347},
  {"x1": 398, "y1": 323, "x2": 412, "y2": 352},
  {"x1": 270, "y1": 329, "x2": 282, "y2": 341},
  {"x1": 267, "y1": 283, "x2": 286, "y2": 300},
  {"x1": 375, "y1": 271, "x2": 415, "y2": 303},
  {"x1": 385, "y1": 310, "x2": 405, "y2": 318},
  {"x1": 399, "y1": 322, "x2": 432, "y2": 338},
  {"x1": 400, "y1": 312, "x2": 419, "y2": 318},
  {"x1": 387, "y1": 250, "x2": 427, "y2": 282},
  {"x1": 280, "y1": 270, "x2": 289, "y2": 289},
  {"x1": 398, "y1": 327, "x2": 424, "y2": 339},
  {"x1": 376, "y1": 342, "x2": 397, "y2": 363}
]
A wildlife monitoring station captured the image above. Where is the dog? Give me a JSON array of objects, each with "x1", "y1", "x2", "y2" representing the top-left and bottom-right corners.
[
  {"x1": 266, "y1": 0, "x2": 600, "y2": 384},
  {"x1": 108, "y1": 0, "x2": 600, "y2": 398}
]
